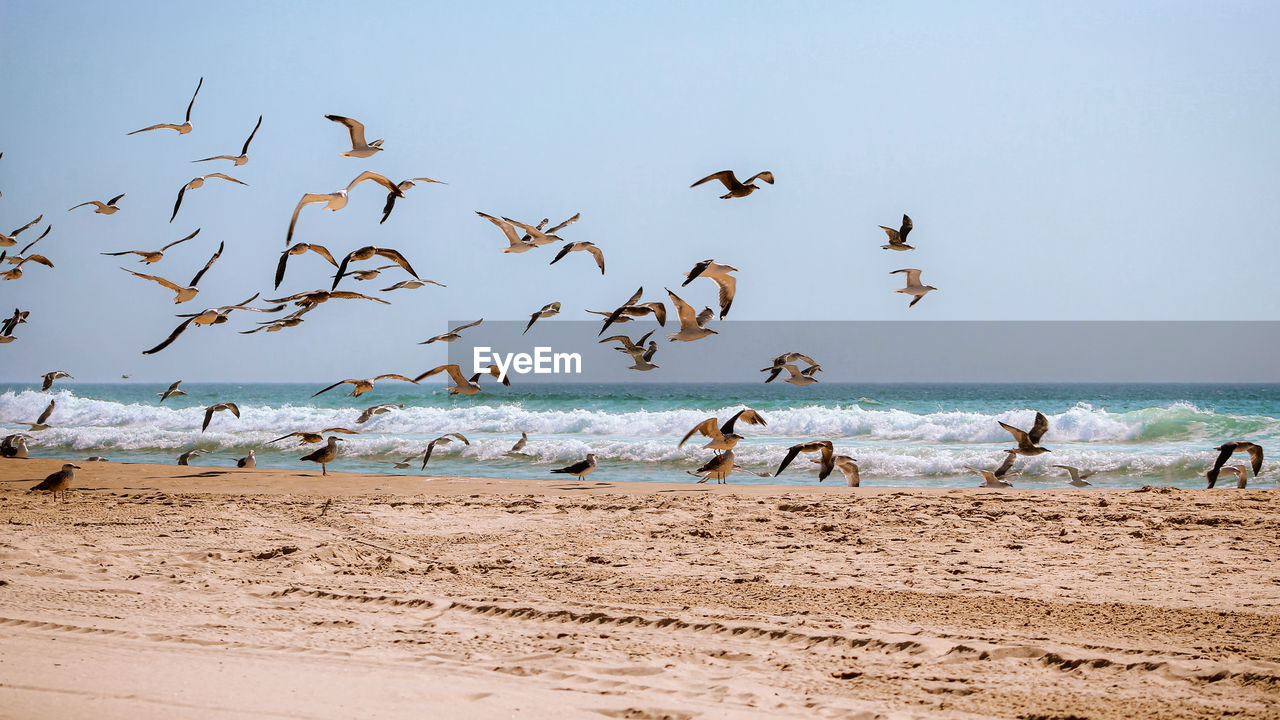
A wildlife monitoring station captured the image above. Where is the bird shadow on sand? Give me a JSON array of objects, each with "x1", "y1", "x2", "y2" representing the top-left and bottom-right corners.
[
  {"x1": 546, "y1": 482, "x2": 614, "y2": 491},
  {"x1": 658, "y1": 487, "x2": 710, "y2": 493},
  {"x1": 169, "y1": 471, "x2": 231, "y2": 479}
]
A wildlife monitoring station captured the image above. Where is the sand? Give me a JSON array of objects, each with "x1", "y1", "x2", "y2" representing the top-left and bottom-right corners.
[{"x1": 0, "y1": 457, "x2": 1277, "y2": 719}]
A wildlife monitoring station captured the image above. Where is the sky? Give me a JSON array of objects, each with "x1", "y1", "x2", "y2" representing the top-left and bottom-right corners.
[{"x1": 1, "y1": 2, "x2": 1278, "y2": 382}]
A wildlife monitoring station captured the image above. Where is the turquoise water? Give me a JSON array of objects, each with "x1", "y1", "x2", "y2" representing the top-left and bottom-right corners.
[{"x1": 1, "y1": 382, "x2": 1276, "y2": 488}]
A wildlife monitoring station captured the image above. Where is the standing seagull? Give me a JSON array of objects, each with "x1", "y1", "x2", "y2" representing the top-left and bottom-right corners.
[
  {"x1": 890, "y1": 268, "x2": 937, "y2": 308},
  {"x1": 236, "y1": 450, "x2": 256, "y2": 469},
  {"x1": 128, "y1": 77, "x2": 202, "y2": 135},
  {"x1": 120, "y1": 240, "x2": 223, "y2": 304},
  {"x1": 665, "y1": 288, "x2": 717, "y2": 342},
  {"x1": 201, "y1": 402, "x2": 240, "y2": 432},
  {"x1": 1206, "y1": 441, "x2": 1264, "y2": 487},
  {"x1": 879, "y1": 214, "x2": 914, "y2": 251},
  {"x1": 171, "y1": 173, "x2": 248, "y2": 222},
  {"x1": 158, "y1": 380, "x2": 186, "y2": 402},
  {"x1": 193, "y1": 115, "x2": 262, "y2": 166},
  {"x1": 690, "y1": 170, "x2": 774, "y2": 198},
  {"x1": 325, "y1": 114, "x2": 384, "y2": 158},
  {"x1": 301, "y1": 436, "x2": 343, "y2": 476},
  {"x1": 551, "y1": 453, "x2": 597, "y2": 479},
  {"x1": 1000, "y1": 412, "x2": 1051, "y2": 456},
  {"x1": 550, "y1": 242, "x2": 606, "y2": 275},
  {"x1": 40, "y1": 371, "x2": 73, "y2": 391},
  {"x1": 1053, "y1": 465, "x2": 1095, "y2": 487},
  {"x1": 682, "y1": 260, "x2": 738, "y2": 319},
  {"x1": 285, "y1": 171, "x2": 402, "y2": 245},
  {"x1": 414, "y1": 364, "x2": 510, "y2": 395},
  {"x1": 102, "y1": 228, "x2": 201, "y2": 264},
  {"x1": 679, "y1": 409, "x2": 768, "y2": 451},
  {"x1": 964, "y1": 453, "x2": 1021, "y2": 488},
  {"x1": 30, "y1": 463, "x2": 78, "y2": 501},
  {"x1": 507, "y1": 432, "x2": 530, "y2": 456},
  {"x1": 525, "y1": 302, "x2": 561, "y2": 334},
  {"x1": 69, "y1": 193, "x2": 125, "y2": 215},
  {"x1": 420, "y1": 319, "x2": 483, "y2": 345}
]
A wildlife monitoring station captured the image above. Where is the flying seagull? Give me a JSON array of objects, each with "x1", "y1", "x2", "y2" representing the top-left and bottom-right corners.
[
  {"x1": 0, "y1": 252, "x2": 54, "y2": 281},
  {"x1": 17, "y1": 399, "x2": 56, "y2": 431},
  {"x1": 193, "y1": 115, "x2": 262, "y2": 166},
  {"x1": 549, "y1": 242, "x2": 605, "y2": 275},
  {"x1": 964, "y1": 452, "x2": 1021, "y2": 488},
  {"x1": 420, "y1": 319, "x2": 483, "y2": 345},
  {"x1": 1213, "y1": 465, "x2": 1251, "y2": 489},
  {"x1": 626, "y1": 341, "x2": 660, "y2": 371},
  {"x1": 1053, "y1": 464, "x2": 1095, "y2": 487},
  {"x1": 771, "y1": 363, "x2": 820, "y2": 386},
  {"x1": 143, "y1": 293, "x2": 286, "y2": 355},
  {"x1": 274, "y1": 242, "x2": 338, "y2": 289},
  {"x1": 201, "y1": 402, "x2": 240, "y2": 432},
  {"x1": 120, "y1": 240, "x2": 223, "y2": 303},
  {"x1": 679, "y1": 408, "x2": 768, "y2": 451},
  {"x1": 762, "y1": 352, "x2": 820, "y2": 382},
  {"x1": 382, "y1": 279, "x2": 444, "y2": 292},
  {"x1": 332, "y1": 246, "x2": 419, "y2": 289},
  {"x1": 312, "y1": 375, "x2": 418, "y2": 398},
  {"x1": 823, "y1": 455, "x2": 861, "y2": 487},
  {"x1": 414, "y1": 364, "x2": 510, "y2": 396},
  {"x1": 40, "y1": 371, "x2": 72, "y2": 392},
  {"x1": 421, "y1": 432, "x2": 470, "y2": 469},
  {"x1": 325, "y1": 114, "x2": 384, "y2": 158},
  {"x1": 171, "y1": 173, "x2": 247, "y2": 222},
  {"x1": 69, "y1": 193, "x2": 125, "y2": 215},
  {"x1": 269, "y1": 428, "x2": 359, "y2": 445},
  {"x1": 476, "y1": 212, "x2": 537, "y2": 253},
  {"x1": 102, "y1": 228, "x2": 201, "y2": 264},
  {"x1": 503, "y1": 217, "x2": 569, "y2": 247},
  {"x1": 158, "y1": 380, "x2": 186, "y2": 402},
  {"x1": 599, "y1": 329, "x2": 655, "y2": 359},
  {"x1": 2, "y1": 307, "x2": 30, "y2": 337},
  {"x1": 774, "y1": 440, "x2": 836, "y2": 481},
  {"x1": 525, "y1": 301, "x2": 561, "y2": 334},
  {"x1": 521, "y1": 213, "x2": 580, "y2": 245},
  {"x1": 596, "y1": 286, "x2": 667, "y2": 337},
  {"x1": 285, "y1": 171, "x2": 401, "y2": 245},
  {"x1": 380, "y1": 176, "x2": 446, "y2": 224},
  {"x1": 0, "y1": 215, "x2": 43, "y2": 247},
  {"x1": 682, "y1": 259, "x2": 738, "y2": 319},
  {"x1": 5, "y1": 224, "x2": 51, "y2": 259},
  {"x1": 1000, "y1": 412, "x2": 1051, "y2": 456},
  {"x1": 1206, "y1": 441, "x2": 1264, "y2": 488},
  {"x1": 890, "y1": 268, "x2": 937, "y2": 308},
  {"x1": 355, "y1": 403, "x2": 403, "y2": 424},
  {"x1": 880, "y1": 214, "x2": 914, "y2": 251},
  {"x1": 551, "y1": 453, "x2": 597, "y2": 479},
  {"x1": 690, "y1": 170, "x2": 775, "y2": 199},
  {"x1": 665, "y1": 287, "x2": 716, "y2": 342},
  {"x1": 264, "y1": 289, "x2": 389, "y2": 307},
  {"x1": 301, "y1": 436, "x2": 344, "y2": 476},
  {"x1": 128, "y1": 77, "x2": 202, "y2": 135}
]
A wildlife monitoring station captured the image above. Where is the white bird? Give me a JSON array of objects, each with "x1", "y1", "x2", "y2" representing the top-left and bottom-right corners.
[
  {"x1": 68, "y1": 193, "x2": 125, "y2": 215},
  {"x1": 964, "y1": 453, "x2": 1021, "y2": 488},
  {"x1": 774, "y1": 440, "x2": 837, "y2": 480},
  {"x1": 143, "y1": 293, "x2": 285, "y2": 355},
  {"x1": 1053, "y1": 464, "x2": 1095, "y2": 487},
  {"x1": 102, "y1": 228, "x2": 201, "y2": 264},
  {"x1": 1, "y1": 434, "x2": 30, "y2": 459},
  {"x1": 16, "y1": 399, "x2": 56, "y2": 431},
  {"x1": 381, "y1": 279, "x2": 444, "y2": 292},
  {"x1": 525, "y1": 302, "x2": 561, "y2": 334},
  {"x1": 596, "y1": 287, "x2": 667, "y2": 336},
  {"x1": 171, "y1": 173, "x2": 247, "y2": 222},
  {"x1": 158, "y1": 380, "x2": 186, "y2": 402},
  {"x1": 325, "y1": 114, "x2": 385, "y2": 158},
  {"x1": 690, "y1": 170, "x2": 774, "y2": 198},
  {"x1": 599, "y1": 330, "x2": 655, "y2": 359},
  {"x1": 890, "y1": 268, "x2": 937, "y2": 308},
  {"x1": 476, "y1": 212, "x2": 536, "y2": 253},
  {"x1": 120, "y1": 241, "x2": 223, "y2": 304},
  {"x1": 679, "y1": 409, "x2": 768, "y2": 451},
  {"x1": 520, "y1": 213, "x2": 579, "y2": 245},
  {"x1": 771, "y1": 363, "x2": 820, "y2": 386},
  {"x1": 193, "y1": 115, "x2": 261, "y2": 166},
  {"x1": 1214, "y1": 464, "x2": 1251, "y2": 489},
  {"x1": 236, "y1": 450, "x2": 256, "y2": 469},
  {"x1": 681, "y1": 260, "x2": 738, "y2": 319},
  {"x1": 627, "y1": 341, "x2": 660, "y2": 371},
  {"x1": 879, "y1": 214, "x2": 914, "y2": 251},
  {"x1": 502, "y1": 217, "x2": 568, "y2": 247},
  {"x1": 1000, "y1": 412, "x2": 1051, "y2": 456},
  {"x1": 0, "y1": 215, "x2": 43, "y2": 247},
  {"x1": 285, "y1": 171, "x2": 401, "y2": 245},
  {"x1": 550, "y1": 241, "x2": 605, "y2": 275},
  {"x1": 824, "y1": 455, "x2": 861, "y2": 487},
  {"x1": 421, "y1": 433, "x2": 470, "y2": 469},
  {"x1": 507, "y1": 432, "x2": 530, "y2": 456},
  {"x1": 551, "y1": 454, "x2": 597, "y2": 479},
  {"x1": 420, "y1": 319, "x2": 483, "y2": 345},
  {"x1": 128, "y1": 77, "x2": 202, "y2": 135},
  {"x1": 665, "y1": 287, "x2": 716, "y2": 342},
  {"x1": 201, "y1": 402, "x2": 240, "y2": 432},
  {"x1": 414, "y1": 364, "x2": 510, "y2": 395}
]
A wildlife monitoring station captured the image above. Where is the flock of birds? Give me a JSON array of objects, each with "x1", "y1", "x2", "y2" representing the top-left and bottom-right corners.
[{"x1": 1, "y1": 78, "x2": 1268, "y2": 494}]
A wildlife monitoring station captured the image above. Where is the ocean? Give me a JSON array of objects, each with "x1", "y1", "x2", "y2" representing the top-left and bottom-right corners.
[{"x1": 1, "y1": 382, "x2": 1276, "y2": 488}]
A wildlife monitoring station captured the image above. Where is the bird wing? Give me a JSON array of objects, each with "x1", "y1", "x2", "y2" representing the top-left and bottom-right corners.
[
  {"x1": 452, "y1": 318, "x2": 483, "y2": 333},
  {"x1": 193, "y1": 154, "x2": 238, "y2": 164},
  {"x1": 1246, "y1": 443, "x2": 1264, "y2": 475},
  {"x1": 320, "y1": 427, "x2": 358, "y2": 435},
  {"x1": 998, "y1": 421, "x2": 1030, "y2": 447},
  {"x1": 287, "y1": 193, "x2": 331, "y2": 245},
  {"x1": 476, "y1": 212, "x2": 524, "y2": 246},
  {"x1": 550, "y1": 243, "x2": 572, "y2": 265},
  {"x1": 679, "y1": 417, "x2": 722, "y2": 448},
  {"x1": 696, "y1": 306, "x2": 715, "y2": 328},
  {"x1": 665, "y1": 288, "x2": 698, "y2": 330},
  {"x1": 347, "y1": 170, "x2": 397, "y2": 193},
  {"x1": 123, "y1": 268, "x2": 184, "y2": 293},
  {"x1": 306, "y1": 243, "x2": 338, "y2": 266},
  {"x1": 373, "y1": 248, "x2": 419, "y2": 278},
  {"x1": 201, "y1": 405, "x2": 217, "y2": 431},
  {"x1": 312, "y1": 380, "x2": 351, "y2": 397},
  {"x1": 723, "y1": 408, "x2": 766, "y2": 434},
  {"x1": 443, "y1": 432, "x2": 470, "y2": 445},
  {"x1": 379, "y1": 190, "x2": 399, "y2": 224},
  {"x1": 372, "y1": 374, "x2": 417, "y2": 384},
  {"x1": 891, "y1": 268, "x2": 923, "y2": 285},
  {"x1": 899, "y1": 214, "x2": 913, "y2": 240},
  {"x1": 879, "y1": 226, "x2": 902, "y2": 244},
  {"x1": 269, "y1": 431, "x2": 304, "y2": 443},
  {"x1": 547, "y1": 213, "x2": 580, "y2": 233},
  {"x1": 584, "y1": 244, "x2": 605, "y2": 274},
  {"x1": 108, "y1": 193, "x2": 126, "y2": 206},
  {"x1": 36, "y1": 400, "x2": 55, "y2": 425},
  {"x1": 1028, "y1": 412, "x2": 1050, "y2": 444},
  {"x1": 746, "y1": 171, "x2": 775, "y2": 185},
  {"x1": 17, "y1": 225, "x2": 51, "y2": 256},
  {"x1": 1051, "y1": 465, "x2": 1080, "y2": 482},
  {"x1": 994, "y1": 451, "x2": 1018, "y2": 478},
  {"x1": 774, "y1": 445, "x2": 804, "y2": 477},
  {"x1": 225, "y1": 402, "x2": 240, "y2": 418},
  {"x1": 274, "y1": 250, "x2": 294, "y2": 290},
  {"x1": 326, "y1": 114, "x2": 368, "y2": 147},
  {"x1": 7, "y1": 215, "x2": 42, "y2": 237},
  {"x1": 160, "y1": 228, "x2": 201, "y2": 252},
  {"x1": 142, "y1": 317, "x2": 197, "y2": 355},
  {"x1": 128, "y1": 123, "x2": 185, "y2": 135},
  {"x1": 683, "y1": 259, "x2": 713, "y2": 287},
  {"x1": 188, "y1": 241, "x2": 224, "y2": 287},
  {"x1": 241, "y1": 115, "x2": 262, "y2": 155},
  {"x1": 706, "y1": 271, "x2": 735, "y2": 319},
  {"x1": 184, "y1": 77, "x2": 202, "y2": 122},
  {"x1": 833, "y1": 456, "x2": 860, "y2": 485},
  {"x1": 203, "y1": 173, "x2": 247, "y2": 186},
  {"x1": 415, "y1": 364, "x2": 469, "y2": 386},
  {"x1": 691, "y1": 170, "x2": 736, "y2": 190},
  {"x1": 327, "y1": 291, "x2": 390, "y2": 304}
]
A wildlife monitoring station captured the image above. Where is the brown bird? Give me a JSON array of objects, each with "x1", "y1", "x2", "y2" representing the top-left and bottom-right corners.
[
  {"x1": 40, "y1": 371, "x2": 73, "y2": 391},
  {"x1": 355, "y1": 403, "x2": 403, "y2": 424},
  {"x1": 665, "y1": 287, "x2": 716, "y2": 342},
  {"x1": 679, "y1": 408, "x2": 768, "y2": 451},
  {"x1": 550, "y1": 453, "x2": 597, "y2": 479},
  {"x1": 176, "y1": 448, "x2": 207, "y2": 466},
  {"x1": 301, "y1": 436, "x2": 344, "y2": 475},
  {"x1": 120, "y1": 241, "x2": 223, "y2": 303},
  {"x1": 476, "y1": 212, "x2": 537, "y2": 253},
  {"x1": 880, "y1": 214, "x2": 914, "y2": 251},
  {"x1": 312, "y1": 375, "x2": 417, "y2": 398},
  {"x1": 414, "y1": 364, "x2": 510, "y2": 396},
  {"x1": 171, "y1": 173, "x2": 247, "y2": 222},
  {"x1": 102, "y1": 228, "x2": 201, "y2": 264},
  {"x1": 521, "y1": 213, "x2": 580, "y2": 245},
  {"x1": 421, "y1": 433, "x2": 470, "y2": 469},
  {"x1": 420, "y1": 319, "x2": 483, "y2": 345},
  {"x1": 964, "y1": 452, "x2": 1021, "y2": 488},
  {"x1": 286, "y1": 171, "x2": 402, "y2": 245},
  {"x1": 143, "y1": 294, "x2": 286, "y2": 354},
  {"x1": 1000, "y1": 412, "x2": 1051, "y2": 456},
  {"x1": 236, "y1": 449, "x2": 256, "y2": 468},
  {"x1": 17, "y1": 399, "x2": 56, "y2": 431},
  {"x1": 381, "y1": 279, "x2": 444, "y2": 292},
  {"x1": 193, "y1": 115, "x2": 261, "y2": 166},
  {"x1": 325, "y1": 114, "x2": 384, "y2": 158},
  {"x1": 158, "y1": 380, "x2": 186, "y2": 402},
  {"x1": 269, "y1": 428, "x2": 359, "y2": 445},
  {"x1": 380, "y1": 176, "x2": 446, "y2": 223},
  {"x1": 264, "y1": 289, "x2": 390, "y2": 307},
  {"x1": 596, "y1": 287, "x2": 667, "y2": 336},
  {"x1": 0, "y1": 215, "x2": 43, "y2": 247},
  {"x1": 128, "y1": 77, "x2": 202, "y2": 135},
  {"x1": 332, "y1": 246, "x2": 419, "y2": 290},
  {"x1": 774, "y1": 440, "x2": 836, "y2": 480},
  {"x1": 0, "y1": 252, "x2": 54, "y2": 281},
  {"x1": 524, "y1": 301, "x2": 561, "y2": 334},
  {"x1": 201, "y1": 402, "x2": 240, "y2": 432},
  {"x1": 1207, "y1": 441, "x2": 1264, "y2": 488},
  {"x1": 30, "y1": 463, "x2": 78, "y2": 501},
  {"x1": 68, "y1": 193, "x2": 125, "y2": 215},
  {"x1": 549, "y1": 242, "x2": 605, "y2": 275},
  {"x1": 275, "y1": 242, "x2": 339, "y2": 289},
  {"x1": 681, "y1": 259, "x2": 738, "y2": 319},
  {"x1": 690, "y1": 170, "x2": 774, "y2": 199}
]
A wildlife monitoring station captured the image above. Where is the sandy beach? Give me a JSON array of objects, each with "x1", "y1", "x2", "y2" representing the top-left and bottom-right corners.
[{"x1": 0, "y1": 458, "x2": 1275, "y2": 718}]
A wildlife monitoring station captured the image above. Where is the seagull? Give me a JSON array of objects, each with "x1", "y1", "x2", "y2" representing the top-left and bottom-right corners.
[
  {"x1": 550, "y1": 242, "x2": 605, "y2": 274},
  {"x1": 507, "y1": 432, "x2": 530, "y2": 456},
  {"x1": 420, "y1": 319, "x2": 483, "y2": 345},
  {"x1": 476, "y1": 212, "x2": 537, "y2": 253},
  {"x1": 1053, "y1": 465, "x2": 1096, "y2": 487},
  {"x1": 414, "y1": 364, "x2": 510, "y2": 395},
  {"x1": 285, "y1": 171, "x2": 401, "y2": 245},
  {"x1": 301, "y1": 436, "x2": 344, "y2": 476},
  {"x1": 520, "y1": 213, "x2": 580, "y2": 245},
  {"x1": 264, "y1": 289, "x2": 390, "y2": 307},
  {"x1": 762, "y1": 352, "x2": 820, "y2": 380},
  {"x1": 193, "y1": 115, "x2": 262, "y2": 166},
  {"x1": 143, "y1": 294, "x2": 286, "y2": 355},
  {"x1": 325, "y1": 114, "x2": 384, "y2": 158},
  {"x1": 0, "y1": 253, "x2": 54, "y2": 281},
  {"x1": 687, "y1": 449, "x2": 737, "y2": 484},
  {"x1": 769, "y1": 364, "x2": 820, "y2": 386},
  {"x1": 599, "y1": 330, "x2": 655, "y2": 359},
  {"x1": 381, "y1": 279, "x2": 444, "y2": 292},
  {"x1": 40, "y1": 371, "x2": 72, "y2": 391},
  {"x1": 879, "y1": 214, "x2": 914, "y2": 251},
  {"x1": 964, "y1": 452, "x2": 1021, "y2": 488},
  {"x1": 128, "y1": 77, "x2": 202, "y2": 135},
  {"x1": 68, "y1": 193, "x2": 125, "y2": 215},
  {"x1": 158, "y1": 380, "x2": 186, "y2": 402},
  {"x1": 0, "y1": 215, "x2": 43, "y2": 247},
  {"x1": 823, "y1": 456, "x2": 861, "y2": 487},
  {"x1": 176, "y1": 448, "x2": 207, "y2": 465},
  {"x1": 679, "y1": 409, "x2": 768, "y2": 451},
  {"x1": 596, "y1": 287, "x2": 667, "y2": 336},
  {"x1": 336, "y1": 263, "x2": 399, "y2": 282},
  {"x1": 890, "y1": 268, "x2": 937, "y2": 308},
  {"x1": 1206, "y1": 441, "x2": 1264, "y2": 487},
  {"x1": 16, "y1": 400, "x2": 56, "y2": 431},
  {"x1": 171, "y1": 173, "x2": 247, "y2": 222},
  {"x1": 30, "y1": 463, "x2": 78, "y2": 501},
  {"x1": 241, "y1": 305, "x2": 315, "y2": 334},
  {"x1": 502, "y1": 217, "x2": 569, "y2": 247},
  {"x1": 4, "y1": 224, "x2": 51, "y2": 261},
  {"x1": 1214, "y1": 464, "x2": 1251, "y2": 489},
  {"x1": 665, "y1": 287, "x2": 717, "y2": 342},
  {"x1": 551, "y1": 453, "x2": 597, "y2": 479},
  {"x1": 312, "y1": 375, "x2": 418, "y2": 398},
  {"x1": 525, "y1": 302, "x2": 561, "y2": 334},
  {"x1": 236, "y1": 450, "x2": 256, "y2": 469},
  {"x1": 1, "y1": 434, "x2": 30, "y2": 459},
  {"x1": 269, "y1": 428, "x2": 358, "y2": 445},
  {"x1": 274, "y1": 242, "x2": 338, "y2": 289},
  {"x1": 102, "y1": 228, "x2": 201, "y2": 264},
  {"x1": 355, "y1": 403, "x2": 403, "y2": 424},
  {"x1": 120, "y1": 241, "x2": 223, "y2": 303},
  {"x1": 385, "y1": 456, "x2": 420, "y2": 470},
  {"x1": 690, "y1": 170, "x2": 774, "y2": 198},
  {"x1": 1000, "y1": 412, "x2": 1051, "y2": 456},
  {"x1": 627, "y1": 341, "x2": 660, "y2": 371},
  {"x1": 201, "y1": 402, "x2": 240, "y2": 432},
  {"x1": 774, "y1": 440, "x2": 836, "y2": 480},
  {"x1": 2, "y1": 307, "x2": 30, "y2": 339},
  {"x1": 332, "y1": 246, "x2": 419, "y2": 289},
  {"x1": 380, "y1": 176, "x2": 446, "y2": 224},
  {"x1": 421, "y1": 433, "x2": 470, "y2": 469},
  {"x1": 682, "y1": 260, "x2": 738, "y2": 319}
]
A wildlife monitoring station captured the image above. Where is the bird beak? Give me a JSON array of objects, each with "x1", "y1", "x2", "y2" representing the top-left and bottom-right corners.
[{"x1": 71, "y1": 465, "x2": 81, "y2": 469}]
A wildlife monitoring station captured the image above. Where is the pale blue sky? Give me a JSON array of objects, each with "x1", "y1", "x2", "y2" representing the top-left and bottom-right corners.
[{"x1": 1, "y1": 2, "x2": 1277, "y2": 381}]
